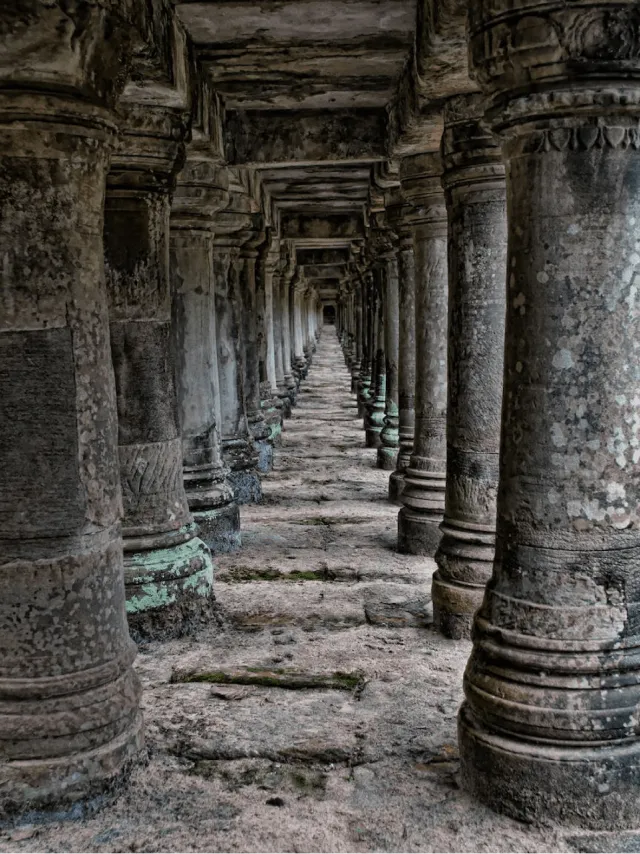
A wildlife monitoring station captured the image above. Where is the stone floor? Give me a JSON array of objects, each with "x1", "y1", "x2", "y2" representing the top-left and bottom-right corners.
[{"x1": 2, "y1": 332, "x2": 627, "y2": 852}]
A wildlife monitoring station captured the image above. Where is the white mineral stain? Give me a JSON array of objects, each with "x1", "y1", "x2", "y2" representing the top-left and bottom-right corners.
[
  {"x1": 552, "y1": 349, "x2": 574, "y2": 370},
  {"x1": 550, "y1": 423, "x2": 566, "y2": 448}
]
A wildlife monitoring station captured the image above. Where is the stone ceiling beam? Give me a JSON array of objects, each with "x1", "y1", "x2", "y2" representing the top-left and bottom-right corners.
[
  {"x1": 225, "y1": 109, "x2": 387, "y2": 166},
  {"x1": 297, "y1": 248, "x2": 351, "y2": 266},
  {"x1": 387, "y1": 0, "x2": 476, "y2": 157},
  {"x1": 281, "y1": 213, "x2": 365, "y2": 241}
]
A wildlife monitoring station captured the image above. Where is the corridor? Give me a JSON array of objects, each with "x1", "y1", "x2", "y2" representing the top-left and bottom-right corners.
[{"x1": 5, "y1": 331, "x2": 577, "y2": 853}]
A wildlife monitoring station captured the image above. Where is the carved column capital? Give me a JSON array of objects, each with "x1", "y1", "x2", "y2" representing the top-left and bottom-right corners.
[
  {"x1": 469, "y1": 0, "x2": 640, "y2": 133},
  {"x1": 400, "y1": 151, "x2": 447, "y2": 237},
  {"x1": 441, "y1": 93, "x2": 504, "y2": 192}
]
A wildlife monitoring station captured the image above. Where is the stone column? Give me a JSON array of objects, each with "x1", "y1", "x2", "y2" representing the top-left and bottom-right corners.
[
  {"x1": 351, "y1": 284, "x2": 363, "y2": 394},
  {"x1": 237, "y1": 214, "x2": 273, "y2": 473},
  {"x1": 432, "y1": 94, "x2": 507, "y2": 639},
  {"x1": 212, "y1": 197, "x2": 262, "y2": 505},
  {"x1": 105, "y1": 107, "x2": 214, "y2": 639},
  {"x1": 0, "y1": 5, "x2": 142, "y2": 811},
  {"x1": 378, "y1": 239, "x2": 400, "y2": 470},
  {"x1": 388, "y1": 200, "x2": 416, "y2": 502},
  {"x1": 292, "y1": 273, "x2": 308, "y2": 382},
  {"x1": 261, "y1": 235, "x2": 284, "y2": 440},
  {"x1": 398, "y1": 153, "x2": 448, "y2": 555},
  {"x1": 273, "y1": 256, "x2": 292, "y2": 417},
  {"x1": 357, "y1": 272, "x2": 374, "y2": 418},
  {"x1": 170, "y1": 159, "x2": 241, "y2": 553},
  {"x1": 281, "y1": 246, "x2": 297, "y2": 406},
  {"x1": 459, "y1": 0, "x2": 640, "y2": 827},
  {"x1": 365, "y1": 262, "x2": 387, "y2": 449}
]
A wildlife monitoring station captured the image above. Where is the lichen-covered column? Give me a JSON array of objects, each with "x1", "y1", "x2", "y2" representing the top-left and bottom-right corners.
[
  {"x1": 170, "y1": 159, "x2": 241, "y2": 553},
  {"x1": 398, "y1": 153, "x2": 448, "y2": 555},
  {"x1": 459, "y1": 0, "x2": 640, "y2": 827},
  {"x1": 212, "y1": 198, "x2": 262, "y2": 505},
  {"x1": 432, "y1": 94, "x2": 507, "y2": 639},
  {"x1": 0, "y1": 3, "x2": 142, "y2": 811},
  {"x1": 105, "y1": 107, "x2": 214, "y2": 638},
  {"x1": 378, "y1": 241, "x2": 400, "y2": 470},
  {"x1": 388, "y1": 200, "x2": 416, "y2": 502},
  {"x1": 237, "y1": 215, "x2": 273, "y2": 473},
  {"x1": 366, "y1": 263, "x2": 387, "y2": 449}
]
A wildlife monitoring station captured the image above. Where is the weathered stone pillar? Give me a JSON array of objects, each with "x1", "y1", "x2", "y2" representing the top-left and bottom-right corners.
[
  {"x1": 238, "y1": 213, "x2": 273, "y2": 473},
  {"x1": 281, "y1": 246, "x2": 297, "y2": 406},
  {"x1": 261, "y1": 234, "x2": 284, "y2": 440},
  {"x1": 212, "y1": 194, "x2": 262, "y2": 505},
  {"x1": 273, "y1": 255, "x2": 292, "y2": 417},
  {"x1": 459, "y1": 0, "x2": 640, "y2": 827},
  {"x1": 292, "y1": 273, "x2": 308, "y2": 382},
  {"x1": 105, "y1": 107, "x2": 215, "y2": 638},
  {"x1": 351, "y1": 284, "x2": 364, "y2": 394},
  {"x1": 378, "y1": 236, "x2": 400, "y2": 470},
  {"x1": 388, "y1": 199, "x2": 416, "y2": 502},
  {"x1": 365, "y1": 260, "x2": 387, "y2": 449},
  {"x1": 0, "y1": 4, "x2": 142, "y2": 811},
  {"x1": 432, "y1": 94, "x2": 507, "y2": 639},
  {"x1": 170, "y1": 159, "x2": 241, "y2": 554},
  {"x1": 357, "y1": 271, "x2": 374, "y2": 418},
  {"x1": 397, "y1": 153, "x2": 448, "y2": 555}
]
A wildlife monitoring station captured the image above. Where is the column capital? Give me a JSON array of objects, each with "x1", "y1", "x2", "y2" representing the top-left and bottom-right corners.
[
  {"x1": 441, "y1": 93, "x2": 504, "y2": 192},
  {"x1": 109, "y1": 104, "x2": 190, "y2": 193},
  {"x1": 400, "y1": 151, "x2": 447, "y2": 234},
  {"x1": 469, "y1": 0, "x2": 640, "y2": 133}
]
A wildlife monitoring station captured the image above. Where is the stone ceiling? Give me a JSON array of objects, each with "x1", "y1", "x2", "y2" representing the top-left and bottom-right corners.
[{"x1": 174, "y1": 0, "x2": 419, "y2": 297}]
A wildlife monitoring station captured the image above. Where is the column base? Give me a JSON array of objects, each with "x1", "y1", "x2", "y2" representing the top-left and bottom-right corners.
[
  {"x1": 228, "y1": 468, "x2": 263, "y2": 504},
  {"x1": 255, "y1": 438, "x2": 274, "y2": 473},
  {"x1": 388, "y1": 470, "x2": 406, "y2": 503},
  {"x1": 124, "y1": 531, "x2": 215, "y2": 642},
  {"x1": 397, "y1": 505, "x2": 443, "y2": 555},
  {"x1": 193, "y1": 502, "x2": 241, "y2": 554},
  {"x1": 432, "y1": 524, "x2": 494, "y2": 639},
  {"x1": 431, "y1": 572, "x2": 483, "y2": 639},
  {"x1": 0, "y1": 712, "x2": 144, "y2": 820},
  {"x1": 377, "y1": 445, "x2": 398, "y2": 470},
  {"x1": 365, "y1": 426, "x2": 383, "y2": 448},
  {"x1": 459, "y1": 703, "x2": 640, "y2": 830}
]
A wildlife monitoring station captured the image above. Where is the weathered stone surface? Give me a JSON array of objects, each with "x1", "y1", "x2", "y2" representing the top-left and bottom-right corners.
[
  {"x1": 105, "y1": 105, "x2": 216, "y2": 639},
  {"x1": 171, "y1": 157, "x2": 241, "y2": 554},
  {"x1": 397, "y1": 152, "x2": 448, "y2": 556},
  {"x1": 432, "y1": 92, "x2": 506, "y2": 640},
  {"x1": 0, "y1": 1, "x2": 143, "y2": 813},
  {"x1": 11, "y1": 330, "x2": 593, "y2": 852},
  {"x1": 459, "y1": 0, "x2": 640, "y2": 829},
  {"x1": 387, "y1": 195, "x2": 416, "y2": 503}
]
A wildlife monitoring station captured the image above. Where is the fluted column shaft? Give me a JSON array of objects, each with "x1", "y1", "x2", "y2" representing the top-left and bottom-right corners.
[
  {"x1": 432, "y1": 93, "x2": 507, "y2": 639},
  {"x1": 459, "y1": 0, "x2": 640, "y2": 828},
  {"x1": 398, "y1": 153, "x2": 448, "y2": 556}
]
